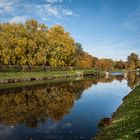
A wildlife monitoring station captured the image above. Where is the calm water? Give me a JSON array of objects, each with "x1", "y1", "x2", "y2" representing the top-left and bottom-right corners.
[{"x1": 0, "y1": 73, "x2": 139, "y2": 140}]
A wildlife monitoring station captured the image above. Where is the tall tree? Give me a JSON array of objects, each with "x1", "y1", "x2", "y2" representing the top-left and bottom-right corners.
[
  {"x1": 0, "y1": 20, "x2": 78, "y2": 67},
  {"x1": 127, "y1": 53, "x2": 139, "y2": 69},
  {"x1": 46, "y1": 25, "x2": 76, "y2": 67}
]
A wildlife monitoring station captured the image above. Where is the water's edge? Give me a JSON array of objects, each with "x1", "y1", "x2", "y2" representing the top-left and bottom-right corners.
[{"x1": 94, "y1": 85, "x2": 140, "y2": 140}]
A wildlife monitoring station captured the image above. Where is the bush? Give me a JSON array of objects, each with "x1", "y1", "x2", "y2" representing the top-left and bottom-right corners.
[
  {"x1": 0, "y1": 65, "x2": 87, "y2": 72},
  {"x1": 0, "y1": 65, "x2": 95, "y2": 72},
  {"x1": 0, "y1": 65, "x2": 22, "y2": 72},
  {"x1": 0, "y1": 65, "x2": 49, "y2": 72}
]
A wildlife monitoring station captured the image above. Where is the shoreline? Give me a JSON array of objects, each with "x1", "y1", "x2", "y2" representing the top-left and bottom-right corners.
[
  {"x1": 94, "y1": 85, "x2": 140, "y2": 140},
  {"x1": 0, "y1": 70, "x2": 104, "y2": 84}
]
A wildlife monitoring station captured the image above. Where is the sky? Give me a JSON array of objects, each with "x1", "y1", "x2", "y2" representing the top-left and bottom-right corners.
[{"x1": 0, "y1": 0, "x2": 140, "y2": 60}]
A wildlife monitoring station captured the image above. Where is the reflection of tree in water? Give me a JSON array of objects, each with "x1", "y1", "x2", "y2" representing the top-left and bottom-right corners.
[
  {"x1": 94, "y1": 76, "x2": 124, "y2": 84},
  {"x1": 0, "y1": 76, "x2": 133, "y2": 128},
  {"x1": 127, "y1": 72, "x2": 139, "y2": 89},
  {"x1": 98, "y1": 74, "x2": 139, "y2": 88},
  {"x1": 0, "y1": 80, "x2": 94, "y2": 128},
  {"x1": 115, "y1": 75, "x2": 124, "y2": 82}
]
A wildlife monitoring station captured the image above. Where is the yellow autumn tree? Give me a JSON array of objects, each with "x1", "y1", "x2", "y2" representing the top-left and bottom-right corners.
[
  {"x1": 46, "y1": 25, "x2": 77, "y2": 67},
  {"x1": 0, "y1": 20, "x2": 79, "y2": 67}
]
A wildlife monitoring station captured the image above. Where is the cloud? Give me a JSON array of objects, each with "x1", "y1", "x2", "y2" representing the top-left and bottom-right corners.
[
  {"x1": 0, "y1": 0, "x2": 75, "y2": 23},
  {"x1": 37, "y1": 0, "x2": 74, "y2": 19},
  {"x1": 37, "y1": 4, "x2": 60, "y2": 17},
  {"x1": 9, "y1": 16, "x2": 27, "y2": 23},
  {"x1": 46, "y1": 0, "x2": 63, "y2": 3},
  {"x1": 37, "y1": 4, "x2": 74, "y2": 18},
  {"x1": 62, "y1": 9, "x2": 74, "y2": 16},
  {"x1": 0, "y1": 0, "x2": 17, "y2": 13},
  {"x1": 46, "y1": 5, "x2": 60, "y2": 17}
]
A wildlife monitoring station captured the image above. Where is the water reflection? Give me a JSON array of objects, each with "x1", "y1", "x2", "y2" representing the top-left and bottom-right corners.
[
  {"x1": 0, "y1": 74, "x2": 139, "y2": 128},
  {"x1": 0, "y1": 81, "x2": 91, "y2": 127},
  {"x1": 0, "y1": 73, "x2": 139, "y2": 140},
  {"x1": 127, "y1": 71, "x2": 139, "y2": 89}
]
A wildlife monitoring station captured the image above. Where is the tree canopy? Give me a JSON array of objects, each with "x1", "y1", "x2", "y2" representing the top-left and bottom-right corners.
[
  {"x1": 126, "y1": 53, "x2": 140, "y2": 69},
  {"x1": 0, "y1": 19, "x2": 139, "y2": 70},
  {"x1": 0, "y1": 19, "x2": 78, "y2": 67}
]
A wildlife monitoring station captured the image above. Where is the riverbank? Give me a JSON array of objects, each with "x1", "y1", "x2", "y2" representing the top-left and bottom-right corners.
[
  {"x1": 94, "y1": 85, "x2": 140, "y2": 140},
  {"x1": 0, "y1": 69, "x2": 104, "y2": 84}
]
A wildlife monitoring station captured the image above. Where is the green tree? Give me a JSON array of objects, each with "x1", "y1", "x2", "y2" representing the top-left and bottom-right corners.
[{"x1": 127, "y1": 53, "x2": 139, "y2": 69}]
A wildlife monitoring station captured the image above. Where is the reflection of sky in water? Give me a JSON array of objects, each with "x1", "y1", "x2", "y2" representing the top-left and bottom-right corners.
[{"x1": 0, "y1": 79, "x2": 132, "y2": 140}]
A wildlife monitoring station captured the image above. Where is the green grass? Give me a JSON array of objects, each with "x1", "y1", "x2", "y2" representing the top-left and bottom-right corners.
[
  {"x1": 94, "y1": 85, "x2": 140, "y2": 140},
  {"x1": 0, "y1": 71, "x2": 69, "y2": 80},
  {"x1": 0, "y1": 69, "x2": 104, "y2": 81},
  {"x1": 0, "y1": 76, "x2": 105, "y2": 90}
]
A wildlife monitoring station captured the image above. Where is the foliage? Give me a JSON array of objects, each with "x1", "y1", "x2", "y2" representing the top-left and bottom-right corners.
[
  {"x1": 126, "y1": 53, "x2": 140, "y2": 69},
  {"x1": 0, "y1": 19, "x2": 139, "y2": 70},
  {"x1": 46, "y1": 25, "x2": 77, "y2": 66},
  {"x1": 114, "y1": 60, "x2": 126, "y2": 69},
  {"x1": 0, "y1": 20, "x2": 78, "y2": 67},
  {"x1": 77, "y1": 52, "x2": 97, "y2": 68},
  {"x1": 95, "y1": 59, "x2": 114, "y2": 71}
]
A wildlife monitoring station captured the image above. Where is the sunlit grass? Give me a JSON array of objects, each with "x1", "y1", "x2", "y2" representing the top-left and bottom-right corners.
[
  {"x1": 94, "y1": 85, "x2": 140, "y2": 140},
  {"x1": 0, "y1": 69, "x2": 102, "y2": 80}
]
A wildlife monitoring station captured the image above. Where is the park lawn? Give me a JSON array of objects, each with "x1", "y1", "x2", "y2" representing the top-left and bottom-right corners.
[{"x1": 94, "y1": 85, "x2": 140, "y2": 140}]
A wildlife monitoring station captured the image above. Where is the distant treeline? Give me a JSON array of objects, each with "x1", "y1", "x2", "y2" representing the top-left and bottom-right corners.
[{"x1": 0, "y1": 19, "x2": 139, "y2": 70}]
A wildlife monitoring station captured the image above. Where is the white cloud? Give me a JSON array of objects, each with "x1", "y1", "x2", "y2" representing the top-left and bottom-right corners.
[
  {"x1": 0, "y1": 0, "x2": 17, "y2": 13},
  {"x1": 0, "y1": 0, "x2": 75, "y2": 23},
  {"x1": 46, "y1": 4, "x2": 59, "y2": 17},
  {"x1": 46, "y1": 0, "x2": 63, "y2": 3},
  {"x1": 37, "y1": 4, "x2": 60, "y2": 17},
  {"x1": 62, "y1": 9, "x2": 74, "y2": 16},
  {"x1": 9, "y1": 16, "x2": 27, "y2": 23},
  {"x1": 37, "y1": 4, "x2": 74, "y2": 18}
]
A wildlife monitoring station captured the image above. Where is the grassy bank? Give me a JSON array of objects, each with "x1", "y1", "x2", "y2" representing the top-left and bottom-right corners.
[
  {"x1": 0, "y1": 69, "x2": 104, "y2": 84},
  {"x1": 0, "y1": 76, "x2": 104, "y2": 90},
  {"x1": 94, "y1": 85, "x2": 140, "y2": 140}
]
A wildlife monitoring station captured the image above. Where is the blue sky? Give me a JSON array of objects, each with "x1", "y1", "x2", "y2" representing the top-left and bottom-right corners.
[{"x1": 0, "y1": 0, "x2": 140, "y2": 60}]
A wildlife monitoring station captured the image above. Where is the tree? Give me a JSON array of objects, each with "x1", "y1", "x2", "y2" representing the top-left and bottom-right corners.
[
  {"x1": 46, "y1": 25, "x2": 76, "y2": 67},
  {"x1": 114, "y1": 60, "x2": 126, "y2": 69},
  {"x1": 0, "y1": 20, "x2": 49, "y2": 66},
  {"x1": 126, "y1": 53, "x2": 139, "y2": 69},
  {"x1": 0, "y1": 20, "x2": 78, "y2": 67},
  {"x1": 77, "y1": 52, "x2": 95, "y2": 68},
  {"x1": 95, "y1": 59, "x2": 114, "y2": 70}
]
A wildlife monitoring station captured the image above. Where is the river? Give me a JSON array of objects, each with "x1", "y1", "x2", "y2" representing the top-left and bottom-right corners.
[{"x1": 0, "y1": 72, "x2": 139, "y2": 140}]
